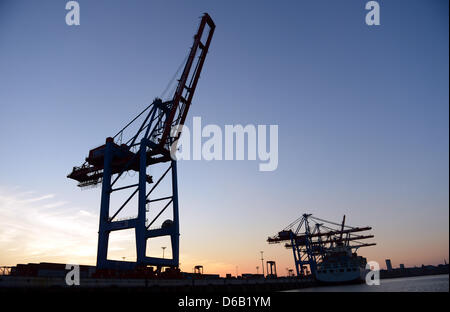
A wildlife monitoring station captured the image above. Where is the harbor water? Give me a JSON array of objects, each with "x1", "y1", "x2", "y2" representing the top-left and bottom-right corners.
[{"x1": 287, "y1": 274, "x2": 449, "y2": 292}]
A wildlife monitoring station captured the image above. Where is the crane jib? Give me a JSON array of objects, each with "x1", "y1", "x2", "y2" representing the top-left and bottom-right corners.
[{"x1": 160, "y1": 13, "x2": 216, "y2": 147}]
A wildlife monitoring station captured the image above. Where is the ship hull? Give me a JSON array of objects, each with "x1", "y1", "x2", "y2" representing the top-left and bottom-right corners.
[{"x1": 315, "y1": 267, "x2": 367, "y2": 284}]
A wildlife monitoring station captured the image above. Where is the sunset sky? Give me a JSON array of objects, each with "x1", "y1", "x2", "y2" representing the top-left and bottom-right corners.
[{"x1": 0, "y1": 0, "x2": 448, "y2": 276}]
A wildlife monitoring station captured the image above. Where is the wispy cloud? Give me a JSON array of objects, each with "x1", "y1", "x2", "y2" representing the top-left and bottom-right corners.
[
  {"x1": 78, "y1": 209, "x2": 95, "y2": 217},
  {"x1": 0, "y1": 186, "x2": 158, "y2": 266},
  {"x1": 43, "y1": 201, "x2": 68, "y2": 209},
  {"x1": 17, "y1": 194, "x2": 55, "y2": 203},
  {"x1": 0, "y1": 187, "x2": 100, "y2": 265}
]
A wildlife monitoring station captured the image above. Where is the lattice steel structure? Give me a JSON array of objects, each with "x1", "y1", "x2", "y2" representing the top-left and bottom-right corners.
[
  {"x1": 268, "y1": 214, "x2": 376, "y2": 277},
  {"x1": 68, "y1": 14, "x2": 215, "y2": 271}
]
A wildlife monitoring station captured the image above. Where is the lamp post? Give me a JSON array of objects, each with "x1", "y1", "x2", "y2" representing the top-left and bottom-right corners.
[
  {"x1": 162, "y1": 246, "x2": 166, "y2": 259},
  {"x1": 260, "y1": 251, "x2": 265, "y2": 277}
]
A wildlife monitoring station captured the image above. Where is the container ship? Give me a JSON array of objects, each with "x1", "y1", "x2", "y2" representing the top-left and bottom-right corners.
[
  {"x1": 268, "y1": 213, "x2": 376, "y2": 284},
  {"x1": 315, "y1": 242, "x2": 369, "y2": 283}
]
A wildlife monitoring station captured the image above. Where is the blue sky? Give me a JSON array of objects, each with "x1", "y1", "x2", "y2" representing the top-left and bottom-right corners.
[{"x1": 0, "y1": 0, "x2": 448, "y2": 274}]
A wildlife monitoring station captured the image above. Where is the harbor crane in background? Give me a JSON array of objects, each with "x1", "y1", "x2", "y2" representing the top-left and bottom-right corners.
[
  {"x1": 68, "y1": 14, "x2": 215, "y2": 273},
  {"x1": 268, "y1": 214, "x2": 376, "y2": 278}
]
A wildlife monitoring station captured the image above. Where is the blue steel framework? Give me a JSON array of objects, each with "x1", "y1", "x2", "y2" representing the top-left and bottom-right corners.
[
  {"x1": 268, "y1": 214, "x2": 375, "y2": 277},
  {"x1": 68, "y1": 14, "x2": 215, "y2": 271},
  {"x1": 96, "y1": 127, "x2": 181, "y2": 270},
  {"x1": 287, "y1": 214, "x2": 317, "y2": 276}
]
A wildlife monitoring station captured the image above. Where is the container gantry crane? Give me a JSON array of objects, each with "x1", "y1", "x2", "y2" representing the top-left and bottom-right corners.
[
  {"x1": 68, "y1": 14, "x2": 215, "y2": 272},
  {"x1": 267, "y1": 214, "x2": 376, "y2": 277}
]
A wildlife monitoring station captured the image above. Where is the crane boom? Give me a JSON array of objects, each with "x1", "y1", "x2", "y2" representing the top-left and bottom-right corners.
[{"x1": 160, "y1": 13, "x2": 215, "y2": 146}]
